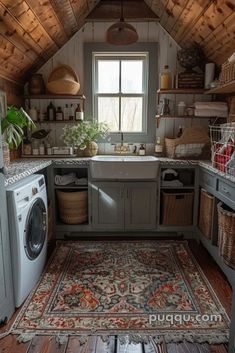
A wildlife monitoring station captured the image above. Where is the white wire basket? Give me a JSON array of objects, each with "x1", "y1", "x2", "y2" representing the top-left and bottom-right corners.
[{"x1": 209, "y1": 122, "x2": 235, "y2": 176}]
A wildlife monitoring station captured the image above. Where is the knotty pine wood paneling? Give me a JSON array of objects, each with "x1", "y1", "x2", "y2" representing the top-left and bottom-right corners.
[{"x1": 0, "y1": 77, "x2": 23, "y2": 107}]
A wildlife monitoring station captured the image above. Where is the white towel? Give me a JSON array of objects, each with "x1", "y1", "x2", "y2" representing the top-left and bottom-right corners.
[
  {"x1": 194, "y1": 102, "x2": 228, "y2": 111},
  {"x1": 194, "y1": 109, "x2": 228, "y2": 117},
  {"x1": 74, "y1": 178, "x2": 88, "y2": 186},
  {"x1": 55, "y1": 173, "x2": 77, "y2": 185}
]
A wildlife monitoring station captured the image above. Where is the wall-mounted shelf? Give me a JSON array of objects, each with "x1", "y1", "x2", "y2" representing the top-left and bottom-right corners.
[
  {"x1": 155, "y1": 114, "x2": 220, "y2": 119},
  {"x1": 205, "y1": 80, "x2": 235, "y2": 94},
  {"x1": 36, "y1": 120, "x2": 78, "y2": 124},
  {"x1": 157, "y1": 88, "x2": 208, "y2": 95},
  {"x1": 24, "y1": 94, "x2": 86, "y2": 100}
]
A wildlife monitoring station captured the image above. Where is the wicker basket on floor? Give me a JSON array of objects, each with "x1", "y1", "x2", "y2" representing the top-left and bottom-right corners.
[
  {"x1": 217, "y1": 202, "x2": 235, "y2": 269},
  {"x1": 199, "y1": 189, "x2": 215, "y2": 239},
  {"x1": 57, "y1": 190, "x2": 88, "y2": 224}
]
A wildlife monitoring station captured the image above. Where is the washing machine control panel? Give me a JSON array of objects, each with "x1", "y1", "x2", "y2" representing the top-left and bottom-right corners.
[{"x1": 32, "y1": 187, "x2": 38, "y2": 195}]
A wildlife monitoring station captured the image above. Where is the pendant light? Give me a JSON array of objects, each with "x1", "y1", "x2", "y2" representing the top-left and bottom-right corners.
[{"x1": 106, "y1": 0, "x2": 138, "y2": 45}]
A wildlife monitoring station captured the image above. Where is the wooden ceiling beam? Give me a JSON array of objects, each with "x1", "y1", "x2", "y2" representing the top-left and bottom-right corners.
[
  {"x1": 160, "y1": 0, "x2": 189, "y2": 34},
  {"x1": 25, "y1": 0, "x2": 69, "y2": 47},
  {"x1": 0, "y1": 3, "x2": 49, "y2": 62},
  {"x1": 180, "y1": 0, "x2": 235, "y2": 47},
  {"x1": 171, "y1": 0, "x2": 213, "y2": 42},
  {"x1": 0, "y1": 0, "x2": 59, "y2": 57},
  {"x1": 49, "y1": 0, "x2": 79, "y2": 37}
]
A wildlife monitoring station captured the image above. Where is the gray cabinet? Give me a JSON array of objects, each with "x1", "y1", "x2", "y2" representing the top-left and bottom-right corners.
[
  {"x1": 91, "y1": 181, "x2": 157, "y2": 231},
  {"x1": 91, "y1": 182, "x2": 124, "y2": 230},
  {"x1": 0, "y1": 174, "x2": 14, "y2": 322}
]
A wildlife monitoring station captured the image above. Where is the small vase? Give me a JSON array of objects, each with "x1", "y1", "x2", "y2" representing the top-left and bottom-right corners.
[{"x1": 83, "y1": 141, "x2": 98, "y2": 157}]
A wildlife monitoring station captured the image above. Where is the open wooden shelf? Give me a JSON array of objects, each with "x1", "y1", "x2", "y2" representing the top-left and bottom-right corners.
[
  {"x1": 155, "y1": 114, "x2": 222, "y2": 119},
  {"x1": 205, "y1": 80, "x2": 235, "y2": 94},
  {"x1": 24, "y1": 94, "x2": 86, "y2": 100},
  {"x1": 157, "y1": 88, "x2": 208, "y2": 95},
  {"x1": 36, "y1": 120, "x2": 78, "y2": 124}
]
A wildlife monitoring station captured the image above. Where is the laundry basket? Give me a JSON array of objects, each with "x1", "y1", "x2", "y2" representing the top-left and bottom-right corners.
[
  {"x1": 198, "y1": 189, "x2": 215, "y2": 239},
  {"x1": 217, "y1": 202, "x2": 235, "y2": 269},
  {"x1": 56, "y1": 190, "x2": 88, "y2": 224}
]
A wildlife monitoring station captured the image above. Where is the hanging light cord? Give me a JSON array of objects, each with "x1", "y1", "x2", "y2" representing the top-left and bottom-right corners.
[{"x1": 120, "y1": 0, "x2": 124, "y2": 22}]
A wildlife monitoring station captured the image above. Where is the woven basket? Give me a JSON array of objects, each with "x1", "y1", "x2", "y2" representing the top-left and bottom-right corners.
[
  {"x1": 219, "y1": 61, "x2": 235, "y2": 85},
  {"x1": 165, "y1": 125, "x2": 211, "y2": 159},
  {"x1": 218, "y1": 202, "x2": 235, "y2": 269},
  {"x1": 199, "y1": 189, "x2": 215, "y2": 239},
  {"x1": 47, "y1": 65, "x2": 80, "y2": 95},
  {"x1": 162, "y1": 191, "x2": 194, "y2": 226},
  {"x1": 57, "y1": 190, "x2": 88, "y2": 224}
]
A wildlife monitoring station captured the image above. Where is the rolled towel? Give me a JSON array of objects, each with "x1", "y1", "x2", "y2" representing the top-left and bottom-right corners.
[
  {"x1": 194, "y1": 109, "x2": 228, "y2": 117},
  {"x1": 55, "y1": 173, "x2": 77, "y2": 185}
]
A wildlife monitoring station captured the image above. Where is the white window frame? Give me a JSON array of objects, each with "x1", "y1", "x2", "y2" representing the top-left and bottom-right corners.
[{"x1": 92, "y1": 52, "x2": 149, "y2": 134}]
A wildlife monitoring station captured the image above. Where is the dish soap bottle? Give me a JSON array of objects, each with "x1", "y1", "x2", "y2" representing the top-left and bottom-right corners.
[
  {"x1": 155, "y1": 137, "x2": 163, "y2": 157},
  {"x1": 139, "y1": 144, "x2": 146, "y2": 156},
  {"x1": 160, "y1": 65, "x2": 172, "y2": 89}
]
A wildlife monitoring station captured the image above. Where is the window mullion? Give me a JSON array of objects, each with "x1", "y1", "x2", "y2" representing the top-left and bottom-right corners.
[{"x1": 119, "y1": 60, "x2": 122, "y2": 131}]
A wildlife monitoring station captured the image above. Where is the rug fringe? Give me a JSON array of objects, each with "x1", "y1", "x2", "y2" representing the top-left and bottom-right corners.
[{"x1": 9, "y1": 330, "x2": 229, "y2": 345}]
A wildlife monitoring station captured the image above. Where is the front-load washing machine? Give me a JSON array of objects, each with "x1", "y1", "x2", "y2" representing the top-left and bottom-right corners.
[{"x1": 7, "y1": 174, "x2": 48, "y2": 307}]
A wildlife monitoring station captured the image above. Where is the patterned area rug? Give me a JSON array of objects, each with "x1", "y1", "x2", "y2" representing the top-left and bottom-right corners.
[{"x1": 12, "y1": 241, "x2": 230, "y2": 343}]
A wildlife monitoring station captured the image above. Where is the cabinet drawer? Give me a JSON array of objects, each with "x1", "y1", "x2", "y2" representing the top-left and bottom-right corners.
[
  {"x1": 217, "y1": 179, "x2": 235, "y2": 210},
  {"x1": 199, "y1": 169, "x2": 216, "y2": 191}
]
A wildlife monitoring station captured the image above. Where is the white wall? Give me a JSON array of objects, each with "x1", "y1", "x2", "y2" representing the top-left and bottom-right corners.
[{"x1": 29, "y1": 21, "x2": 210, "y2": 149}]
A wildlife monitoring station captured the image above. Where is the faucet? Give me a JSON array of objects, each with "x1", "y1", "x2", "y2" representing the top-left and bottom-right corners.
[{"x1": 114, "y1": 132, "x2": 130, "y2": 153}]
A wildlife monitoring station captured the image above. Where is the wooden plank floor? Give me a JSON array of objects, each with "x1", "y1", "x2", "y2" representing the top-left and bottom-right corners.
[{"x1": 0, "y1": 240, "x2": 231, "y2": 353}]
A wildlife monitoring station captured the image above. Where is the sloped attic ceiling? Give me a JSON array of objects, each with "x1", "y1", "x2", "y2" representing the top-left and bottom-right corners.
[{"x1": 0, "y1": 0, "x2": 235, "y2": 84}]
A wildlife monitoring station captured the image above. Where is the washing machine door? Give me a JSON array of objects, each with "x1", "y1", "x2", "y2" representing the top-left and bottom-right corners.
[{"x1": 24, "y1": 197, "x2": 47, "y2": 260}]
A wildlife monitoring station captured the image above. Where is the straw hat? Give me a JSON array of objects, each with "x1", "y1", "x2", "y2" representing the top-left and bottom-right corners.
[{"x1": 47, "y1": 65, "x2": 80, "y2": 95}]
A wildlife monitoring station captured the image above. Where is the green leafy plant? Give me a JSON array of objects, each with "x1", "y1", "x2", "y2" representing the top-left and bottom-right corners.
[
  {"x1": 62, "y1": 121, "x2": 109, "y2": 149},
  {"x1": 1, "y1": 106, "x2": 35, "y2": 149}
]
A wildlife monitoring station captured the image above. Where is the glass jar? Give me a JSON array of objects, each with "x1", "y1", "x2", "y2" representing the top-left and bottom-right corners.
[
  {"x1": 160, "y1": 65, "x2": 172, "y2": 89},
  {"x1": 177, "y1": 101, "x2": 186, "y2": 116}
]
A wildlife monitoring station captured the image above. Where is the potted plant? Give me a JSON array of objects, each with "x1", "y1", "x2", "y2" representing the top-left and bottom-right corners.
[
  {"x1": 1, "y1": 106, "x2": 35, "y2": 165},
  {"x1": 62, "y1": 121, "x2": 109, "y2": 157}
]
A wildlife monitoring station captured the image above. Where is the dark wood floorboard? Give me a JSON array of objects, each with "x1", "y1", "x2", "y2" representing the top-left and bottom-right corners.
[{"x1": 0, "y1": 239, "x2": 231, "y2": 353}]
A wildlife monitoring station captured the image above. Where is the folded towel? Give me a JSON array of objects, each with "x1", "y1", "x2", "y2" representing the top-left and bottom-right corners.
[
  {"x1": 55, "y1": 173, "x2": 77, "y2": 185},
  {"x1": 161, "y1": 180, "x2": 184, "y2": 187},
  {"x1": 74, "y1": 178, "x2": 88, "y2": 186},
  {"x1": 194, "y1": 102, "x2": 228, "y2": 111},
  {"x1": 194, "y1": 109, "x2": 228, "y2": 117}
]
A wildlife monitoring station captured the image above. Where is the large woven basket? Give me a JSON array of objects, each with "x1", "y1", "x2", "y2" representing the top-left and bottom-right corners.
[
  {"x1": 57, "y1": 190, "x2": 88, "y2": 224},
  {"x1": 162, "y1": 191, "x2": 194, "y2": 226},
  {"x1": 47, "y1": 65, "x2": 80, "y2": 95},
  {"x1": 219, "y1": 61, "x2": 235, "y2": 85},
  {"x1": 218, "y1": 202, "x2": 235, "y2": 269},
  {"x1": 165, "y1": 125, "x2": 211, "y2": 159},
  {"x1": 199, "y1": 189, "x2": 215, "y2": 239}
]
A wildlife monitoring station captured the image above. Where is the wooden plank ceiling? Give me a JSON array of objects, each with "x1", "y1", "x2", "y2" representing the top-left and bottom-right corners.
[{"x1": 0, "y1": 0, "x2": 235, "y2": 84}]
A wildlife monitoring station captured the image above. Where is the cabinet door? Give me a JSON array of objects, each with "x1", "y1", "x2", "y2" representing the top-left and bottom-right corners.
[
  {"x1": 0, "y1": 174, "x2": 14, "y2": 322},
  {"x1": 91, "y1": 182, "x2": 124, "y2": 230},
  {"x1": 125, "y1": 182, "x2": 157, "y2": 230}
]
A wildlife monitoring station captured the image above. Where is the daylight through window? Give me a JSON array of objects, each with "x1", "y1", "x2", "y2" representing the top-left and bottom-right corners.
[{"x1": 93, "y1": 53, "x2": 148, "y2": 133}]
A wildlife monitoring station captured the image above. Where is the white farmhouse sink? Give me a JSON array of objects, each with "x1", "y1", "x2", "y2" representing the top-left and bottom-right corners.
[{"x1": 90, "y1": 155, "x2": 159, "y2": 179}]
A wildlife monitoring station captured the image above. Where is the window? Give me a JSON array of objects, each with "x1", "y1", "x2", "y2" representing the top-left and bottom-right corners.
[{"x1": 93, "y1": 53, "x2": 148, "y2": 133}]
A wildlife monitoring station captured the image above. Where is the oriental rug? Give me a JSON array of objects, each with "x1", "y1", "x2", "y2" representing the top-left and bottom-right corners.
[{"x1": 12, "y1": 241, "x2": 230, "y2": 344}]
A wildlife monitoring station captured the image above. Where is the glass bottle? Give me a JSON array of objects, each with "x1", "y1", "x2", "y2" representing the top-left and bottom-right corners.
[
  {"x1": 56, "y1": 106, "x2": 63, "y2": 121},
  {"x1": 63, "y1": 104, "x2": 69, "y2": 121},
  {"x1": 47, "y1": 101, "x2": 56, "y2": 121},
  {"x1": 160, "y1": 65, "x2": 172, "y2": 89},
  {"x1": 69, "y1": 104, "x2": 74, "y2": 120},
  {"x1": 75, "y1": 104, "x2": 84, "y2": 122}
]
